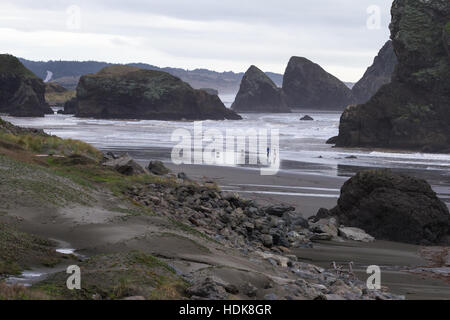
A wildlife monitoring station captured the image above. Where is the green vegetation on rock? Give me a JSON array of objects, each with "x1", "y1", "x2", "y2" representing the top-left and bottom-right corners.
[
  {"x1": 445, "y1": 22, "x2": 450, "y2": 34},
  {"x1": 68, "y1": 65, "x2": 242, "y2": 121},
  {"x1": 0, "y1": 54, "x2": 37, "y2": 78}
]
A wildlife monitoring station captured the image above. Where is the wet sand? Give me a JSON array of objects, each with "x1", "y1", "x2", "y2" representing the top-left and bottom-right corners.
[
  {"x1": 294, "y1": 241, "x2": 450, "y2": 300},
  {"x1": 117, "y1": 146, "x2": 450, "y2": 213},
  {"x1": 164, "y1": 163, "x2": 346, "y2": 217}
]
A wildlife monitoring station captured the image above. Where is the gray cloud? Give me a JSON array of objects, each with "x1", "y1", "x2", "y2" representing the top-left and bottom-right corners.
[{"x1": 0, "y1": 0, "x2": 393, "y2": 81}]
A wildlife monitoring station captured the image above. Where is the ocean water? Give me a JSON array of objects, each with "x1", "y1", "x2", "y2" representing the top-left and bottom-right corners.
[{"x1": 3, "y1": 108, "x2": 450, "y2": 205}]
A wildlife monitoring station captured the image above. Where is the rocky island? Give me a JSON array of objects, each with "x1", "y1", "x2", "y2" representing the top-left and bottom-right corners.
[
  {"x1": 282, "y1": 57, "x2": 355, "y2": 110},
  {"x1": 352, "y1": 41, "x2": 397, "y2": 104},
  {"x1": 231, "y1": 65, "x2": 290, "y2": 113},
  {"x1": 65, "y1": 66, "x2": 242, "y2": 121},
  {"x1": 334, "y1": 0, "x2": 450, "y2": 153},
  {"x1": 0, "y1": 54, "x2": 53, "y2": 117}
]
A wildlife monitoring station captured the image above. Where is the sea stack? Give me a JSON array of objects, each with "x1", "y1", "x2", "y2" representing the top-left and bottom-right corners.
[
  {"x1": 352, "y1": 41, "x2": 397, "y2": 104},
  {"x1": 231, "y1": 65, "x2": 290, "y2": 113},
  {"x1": 282, "y1": 57, "x2": 354, "y2": 110},
  {"x1": 334, "y1": 0, "x2": 450, "y2": 153},
  {"x1": 67, "y1": 65, "x2": 242, "y2": 121},
  {"x1": 0, "y1": 54, "x2": 53, "y2": 117}
]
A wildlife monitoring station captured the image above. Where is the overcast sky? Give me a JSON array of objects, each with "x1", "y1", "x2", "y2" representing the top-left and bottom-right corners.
[{"x1": 0, "y1": 0, "x2": 392, "y2": 82}]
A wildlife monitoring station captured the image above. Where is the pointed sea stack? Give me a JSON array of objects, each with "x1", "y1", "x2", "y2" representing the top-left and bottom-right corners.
[
  {"x1": 282, "y1": 57, "x2": 354, "y2": 110},
  {"x1": 231, "y1": 66, "x2": 290, "y2": 113},
  {"x1": 0, "y1": 54, "x2": 53, "y2": 117},
  {"x1": 352, "y1": 41, "x2": 397, "y2": 104}
]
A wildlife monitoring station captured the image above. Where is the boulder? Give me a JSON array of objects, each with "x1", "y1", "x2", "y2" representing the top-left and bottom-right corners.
[
  {"x1": 338, "y1": 227, "x2": 375, "y2": 243},
  {"x1": 300, "y1": 115, "x2": 314, "y2": 121},
  {"x1": 261, "y1": 234, "x2": 274, "y2": 248},
  {"x1": 177, "y1": 172, "x2": 189, "y2": 180},
  {"x1": 68, "y1": 66, "x2": 242, "y2": 121},
  {"x1": 326, "y1": 136, "x2": 339, "y2": 145},
  {"x1": 186, "y1": 277, "x2": 228, "y2": 300},
  {"x1": 0, "y1": 54, "x2": 53, "y2": 117},
  {"x1": 330, "y1": 169, "x2": 450, "y2": 245},
  {"x1": 231, "y1": 65, "x2": 290, "y2": 113},
  {"x1": 309, "y1": 218, "x2": 339, "y2": 238},
  {"x1": 264, "y1": 205, "x2": 295, "y2": 217},
  {"x1": 352, "y1": 41, "x2": 397, "y2": 104},
  {"x1": 103, "y1": 154, "x2": 146, "y2": 176},
  {"x1": 282, "y1": 57, "x2": 355, "y2": 110},
  {"x1": 147, "y1": 160, "x2": 170, "y2": 175},
  {"x1": 335, "y1": 0, "x2": 450, "y2": 152}
]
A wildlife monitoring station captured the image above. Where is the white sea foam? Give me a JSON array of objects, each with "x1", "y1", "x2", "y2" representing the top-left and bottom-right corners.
[{"x1": 3, "y1": 112, "x2": 449, "y2": 173}]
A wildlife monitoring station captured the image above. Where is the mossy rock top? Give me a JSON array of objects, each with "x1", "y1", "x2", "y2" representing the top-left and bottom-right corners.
[{"x1": 0, "y1": 54, "x2": 37, "y2": 78}]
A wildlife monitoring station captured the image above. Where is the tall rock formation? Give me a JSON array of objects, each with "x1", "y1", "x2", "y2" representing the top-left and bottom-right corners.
[
  {"x1": 231, "y1": 65, "x2": 290, "y2": 113},
  {"x1": 66, "y1": 66, "x2": 242, "y2": 121},
  {"x1": 0, "y1": 54, "x2": 53, "y2": 117},
  {"x1": 334, "y1": 0, "x2": 450, "y2": 153},
  {"x1": 352, "y1": 41, "x2": 398, "y2": 104},
  {"x1": 282, "y1": 57, "x2": 354, "y2": 110}
]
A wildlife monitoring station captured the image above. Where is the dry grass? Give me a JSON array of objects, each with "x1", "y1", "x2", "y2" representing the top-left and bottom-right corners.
[
  {"x1": 45, "y1": 90, "x2": 76, "y2": 105},
  {"x1": 0, "y1": 282, "x2": 49, "y2": 300},
  {"x1": 0, "y1": 132, "x2": 102, "y2": 161}
]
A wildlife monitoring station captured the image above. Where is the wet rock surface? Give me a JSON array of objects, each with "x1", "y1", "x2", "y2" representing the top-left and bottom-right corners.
[{"x1": 300, "y1": 115, "x2": 314, "y2": 121}]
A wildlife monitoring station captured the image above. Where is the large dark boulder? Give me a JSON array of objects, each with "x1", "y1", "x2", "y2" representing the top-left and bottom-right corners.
[
  {"x1": 68, "y1": 66, "x2": 242, "y2": 121},
  {"x1": 329, "y1": 170, "x2": 450, "y2": 245},
  {"x1": 0, "y1": 54, "x2": 53, "y2": 117},
  {"x1": 282, "y1": 57, "x2": 354, "y2": 110},
  {"x1": 231, "y1": 65, "x2": 290, "y2": 113},
  {"x1": 147, "y1": 160, "x2": 170, "y2": 176},
  {"x1": 335, "y1": 0, "x2": 450, "y2": 152},
  {"x1": 352, "y1": 41, "x2": 397, "y2": 104}
]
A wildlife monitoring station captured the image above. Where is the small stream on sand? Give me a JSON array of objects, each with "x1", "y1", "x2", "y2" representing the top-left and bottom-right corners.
[{"x1": 5, "y1": 239, "x2": 84, "y2": 287}]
